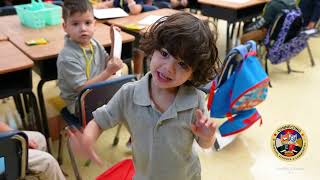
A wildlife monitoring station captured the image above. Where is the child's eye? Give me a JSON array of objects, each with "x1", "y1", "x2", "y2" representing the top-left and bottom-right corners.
[
  {"x1": 72, "y1": 22, "x2": 79, "y2": 26},
  {"x1": 85, "y1": 21, "x2": 92, "y2": 25},
  {"x1": 178, "y1": 61, "x2": 190, "y2": 70},
  {"x1": 159, "y1": 49, "x2": 169, "y2": 58}
]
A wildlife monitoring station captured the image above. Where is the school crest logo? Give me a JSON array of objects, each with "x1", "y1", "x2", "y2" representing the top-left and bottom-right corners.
[{"x1": 271, "y1": 124, "x2": 307, "y2": 161}]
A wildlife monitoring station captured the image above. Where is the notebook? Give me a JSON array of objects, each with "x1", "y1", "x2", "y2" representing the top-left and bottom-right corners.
[{"x1": 93, "y1": 8, "x2": 129, "y2": 19}]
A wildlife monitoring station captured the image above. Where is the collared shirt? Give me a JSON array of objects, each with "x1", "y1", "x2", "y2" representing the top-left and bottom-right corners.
[
  {"x1": 93, "y1": 72, "x2": 208, "y2": 180},
  {"x1": 57, "y1": 35, "x2": 108, "y2": 114}
]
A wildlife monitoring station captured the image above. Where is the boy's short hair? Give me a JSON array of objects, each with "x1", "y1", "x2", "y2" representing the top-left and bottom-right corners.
[
  {"x1": 62, "y1": 0, "x2": 93, "y2": 21},
  {"x1": 140, "y1": 12, "x2": 221, "y2": 87}
]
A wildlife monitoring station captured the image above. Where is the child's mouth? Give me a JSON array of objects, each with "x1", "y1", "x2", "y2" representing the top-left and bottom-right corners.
[{"x1": 157, "y1": 72, "x2": 172, "y2": 82}]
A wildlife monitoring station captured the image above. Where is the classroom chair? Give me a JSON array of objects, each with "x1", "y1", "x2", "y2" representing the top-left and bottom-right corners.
[
  {"x1": 0, "y1": 131, "x2": 28, "y2": 180},
  {"x1": 57, "y1": 75, "x2": 136, "y2": 180}
]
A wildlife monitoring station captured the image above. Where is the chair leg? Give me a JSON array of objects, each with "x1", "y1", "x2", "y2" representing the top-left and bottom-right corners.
[
  {"x1": 286, "y1": 61, "x2": 304, "y2": 73},
  {"x1": 66, "y1": 137, "x2": 82, "y2": 180},
  {"x1": 264, "y1": 54, "x2": 272, "y2": 87},
  {"x1": 306, "y1": 41, "x2": 315, "y2": 66},
  {"x1": 112, "y1": 124, "x2": 122, "y2": 146},
  {"x1": 286, "y1": 61, "x2": 291, "y2": 74},
  {"x1": 57, "y1": 129, "x2": 64, "y2": 165}
]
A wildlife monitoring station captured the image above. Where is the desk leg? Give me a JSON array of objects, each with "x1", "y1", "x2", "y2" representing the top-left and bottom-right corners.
[
  {"x1": 13, "y1": 95, "x2": 27, "y2": 129},
  {"x1": 26, "y1": 91, "x2": 42, "y2": 132},
  {"x1": 37, "y1": 79, "x2": 52, "y2": 153},
  {"x1": 226, "y1": 22, "x2": 231, "y2": 53},
  {"x1": 22, "y1": 94, "x2": 34, "y2": 129}
]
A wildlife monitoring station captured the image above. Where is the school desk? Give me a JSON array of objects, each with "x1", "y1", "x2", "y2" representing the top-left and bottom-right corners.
[
  {"x1": 0, "y1": 40, "x2": 42, "y2": 132},
  {"x1": 0, "y1": 15, "x2": 135, "y2": 151},
  {"x1": 198, "y1": 0, "x2": 268, "y2": 52},
  {"x1": 0, "y1": 32, "x2": 7, "y2": 41}
]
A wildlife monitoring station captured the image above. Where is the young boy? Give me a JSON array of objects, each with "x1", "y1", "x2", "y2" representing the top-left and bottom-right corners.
[
  {"x1": 69, "y1": 12, "x2": 221, "y2": 180},
  {"x1": 0, "y1": 121, "x2": 65, "y2": 180},
  {"x1": 57, "y1": 0, "x2": 124, "y2": 115}
]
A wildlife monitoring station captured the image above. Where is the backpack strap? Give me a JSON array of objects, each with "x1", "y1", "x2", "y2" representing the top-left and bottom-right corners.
[{"x1": 272, "y1": 9, "x2": 302, "y2": 48}]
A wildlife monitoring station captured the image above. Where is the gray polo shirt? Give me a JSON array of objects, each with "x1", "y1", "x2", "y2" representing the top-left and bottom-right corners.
[
  {"x1": 93, "y1": 73, "x2": 208, "y2": 180},
  {"x1": 57, "y1": 35, "x2": 108, "y2": 114}
]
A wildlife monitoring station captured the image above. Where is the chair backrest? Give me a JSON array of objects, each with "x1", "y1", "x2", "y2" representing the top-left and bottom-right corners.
[
  {"x1": 0, "y1": 6, "x2": 16, "y2": 16},
  {"x1": 264, "y1": 8, "x2": 308, "y2": 64},
  {"x1": 78, "y1": 75, "x2": 136, "y2": 127},
  {"x1": 0, "y1": 131, "x2": 28, "y2": 180}
]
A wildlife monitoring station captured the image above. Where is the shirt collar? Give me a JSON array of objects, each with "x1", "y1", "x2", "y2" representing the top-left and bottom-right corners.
[
  {"x1": 64, "y1": 35, "x2": 98, "y2": 64},
  {"x1": 133, "y1": 72, "x2": 199, "y2": 112}
]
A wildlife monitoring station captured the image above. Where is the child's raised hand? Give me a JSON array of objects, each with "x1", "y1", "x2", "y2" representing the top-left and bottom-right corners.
[
  {"x1": 181, "y1": 0, "x2": 188, "y2": 7},
  {"x1": 106, "y1": 57, "x2": 123, "y2": 75},
  {"x1": 191, "y1": 109, "x2": 217, "y2": 146},
  {"x1": 28, "y1": 139, "x2": 38, "y2": 149},
  {"x1": 68, "y1": 127, "x2": 104, "y2": 167}
]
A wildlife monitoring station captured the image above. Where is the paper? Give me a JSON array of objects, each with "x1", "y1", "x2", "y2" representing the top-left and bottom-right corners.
[
  {"x1": 304, "y1": 28, "x2": 319, "y2": 36},
  {"x1": 112, "y1": 27, "x2": 122, "y2": 76},
  {"x1": 138, "y1": 15, "x2": 164, "y2": 25},
  {"x1": 93, "y1": 8, "x2": 128, "y2": 19}
]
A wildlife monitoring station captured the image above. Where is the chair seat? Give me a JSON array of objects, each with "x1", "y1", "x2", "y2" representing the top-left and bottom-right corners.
[{"x1": 60, "y1": 107, "x2": 81, "y2": 129}]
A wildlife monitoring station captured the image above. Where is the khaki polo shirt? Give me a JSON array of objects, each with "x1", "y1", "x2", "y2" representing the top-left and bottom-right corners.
[{"x1": 93, "y1": 73, "x2": 208, "y2": 180}]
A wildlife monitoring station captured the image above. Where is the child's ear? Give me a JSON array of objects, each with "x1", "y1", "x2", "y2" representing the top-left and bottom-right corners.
[{"x1": 62, "y1": 21, "x2": 66, "y2": 32}]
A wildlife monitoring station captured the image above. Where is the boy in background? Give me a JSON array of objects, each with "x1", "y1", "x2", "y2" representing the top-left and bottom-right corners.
[{"x1": 57, "y1": 0, "x2": 125, "y2": 116}]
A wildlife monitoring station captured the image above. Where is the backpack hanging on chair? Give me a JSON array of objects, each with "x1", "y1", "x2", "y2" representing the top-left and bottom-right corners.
[
  {"x1": 207, "y1": 41, "x2": 269, "y2": 137},
  {"x1": 264, "y1": 8, "x2": 308, "y2": 65}
]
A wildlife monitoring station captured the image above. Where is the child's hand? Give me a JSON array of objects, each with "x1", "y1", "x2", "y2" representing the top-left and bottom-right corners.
[
  {"x1": 28, "y1": 139, "x2": 38, "y2": 149},
  {"x1": 191, "y1": 109, "x2": 217, "y2": 147},
  {"x1": 68, "y1": 127, "x2": 104, "y2": 167},
  {"x1": 181, "y1": 0, "x2": 188, "y2": 7},
  {"x1": 106, "y1": 57, "x2": 123, "y2": 75}
]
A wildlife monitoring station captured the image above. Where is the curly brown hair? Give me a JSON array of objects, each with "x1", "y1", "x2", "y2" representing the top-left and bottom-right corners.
[{"x1": 140, "y1": 12, "x2": 221, "y2": 87}]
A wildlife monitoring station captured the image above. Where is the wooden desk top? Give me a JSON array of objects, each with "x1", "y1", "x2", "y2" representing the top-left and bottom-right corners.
[
  {"x1": 0, "y1": 15, "x2": 135, "y2": 61},
  {"x1": 0, "y1": 41, "x2": 33, "y2": 74},
  {"x1": 198, "y1": 0, "x2": 268, "y2": 10},
  {"x1": 106, "y1": 8, "x2": 209, "y2": 34},
  {"x1": 0, "y1": 32, "x2": 8, "y2": 41}
]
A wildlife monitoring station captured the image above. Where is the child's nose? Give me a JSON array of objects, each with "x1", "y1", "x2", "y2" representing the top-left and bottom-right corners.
[
  {"x1": 80, "y1": 24, "x2": 87, "y2": 31},
  {"x1": 165, "y1": 61, "x2": 176, "y2": 74}
]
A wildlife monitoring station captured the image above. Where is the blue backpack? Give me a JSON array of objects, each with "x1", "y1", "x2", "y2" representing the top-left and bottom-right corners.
[
  {"x1": 264, "y1": 8, "x2": 308, "y2": 64},
  {"x1": 207, "y1": 41, "x2": 269, "y2": 137}
]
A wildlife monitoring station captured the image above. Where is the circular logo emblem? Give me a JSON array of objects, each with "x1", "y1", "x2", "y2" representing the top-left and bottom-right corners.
[{"x1": 271, "y1": 124, "x2": 307, "y2": 161}]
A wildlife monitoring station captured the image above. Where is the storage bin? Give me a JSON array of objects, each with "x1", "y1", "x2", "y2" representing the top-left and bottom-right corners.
[{"x1": 15, "y1": 0, "x2": 62, "y2": 29}]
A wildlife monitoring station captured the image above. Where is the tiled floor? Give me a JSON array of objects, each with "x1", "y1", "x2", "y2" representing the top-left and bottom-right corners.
[{"x1": 1, "y1": 19, "x2": 320, "y2": 180}]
